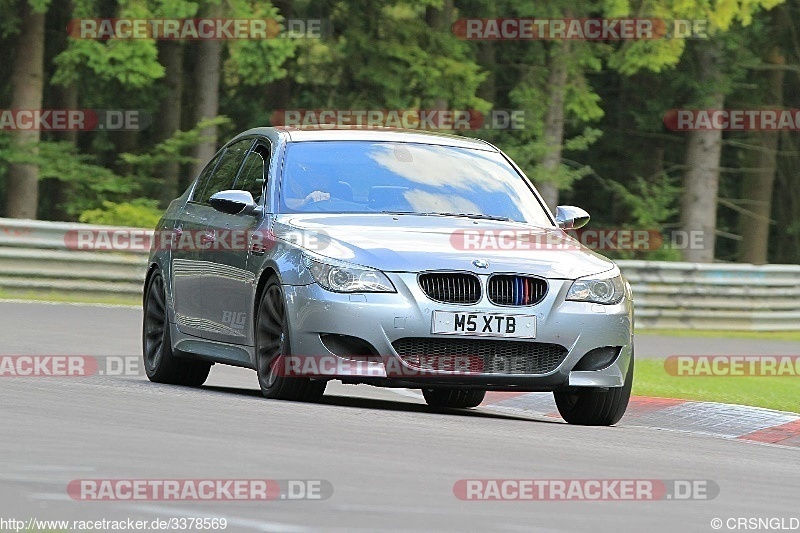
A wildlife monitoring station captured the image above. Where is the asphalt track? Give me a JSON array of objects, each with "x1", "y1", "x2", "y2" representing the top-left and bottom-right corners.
[{"x1": 1, "y1": 301, "x2": 798, "y2": 532}]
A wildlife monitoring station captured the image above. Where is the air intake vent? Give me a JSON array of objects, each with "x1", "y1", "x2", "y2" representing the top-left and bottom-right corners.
[
  {"x1": 393, "y1": 338, "x2": 568, "y2": 375},
  {"x1": 488, "y1": 275, "x2": 547, "y2": 306},
  {"x1": 418, "y1": 272, "x2": 481, "y2": 304}
]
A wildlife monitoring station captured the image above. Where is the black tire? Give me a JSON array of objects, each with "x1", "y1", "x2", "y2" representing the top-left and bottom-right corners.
[
  {"x1": 142, "y1": 271, "x2": 211, "y2": 387},
  {"x1": 422, "y1": 388, "x2": 486, "y2": 409},
  {"x1": 554, "y1": 355, "x2": 634, "y2": 426},
  {"x1": 255, "y1": 277, "x2": 326, "y2": 402}
]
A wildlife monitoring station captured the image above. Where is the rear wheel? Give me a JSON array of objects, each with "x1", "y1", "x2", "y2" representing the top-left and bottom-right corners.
[
  {"x1": 422, "y1": 388, "x2": 486, "y2": 409},
  {"x1": 142, "y1": 271, "x2": 211, "y2": 386},
  {"x1": 554, "y1": 355, "x2": 634, "y2": 426},
  {"x1": 255, "y1": 277, "x2": 326, "y2": 402}
]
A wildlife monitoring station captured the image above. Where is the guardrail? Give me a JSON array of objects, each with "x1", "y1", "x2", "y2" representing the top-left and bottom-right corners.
[
  {"x1": 0, "y1": 218, "x2": 148, "y2": 300},
  {"x1": 1, "y1": 218, "x2": 799, "y2": 330},
  {"x1": 620, "y1": 260, "x2": 800, "y2": 330}
]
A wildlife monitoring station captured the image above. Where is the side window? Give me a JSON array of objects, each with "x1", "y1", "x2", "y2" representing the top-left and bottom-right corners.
[
  {"x1": 198, "y1": 138, "x2": 254, "y2": 204},
  {"x1": 190, "y1": 152, "x2": 222, "y2": 202},
  {"x1": 234, "y1": 144, "x2": 270, "y2": 202}
]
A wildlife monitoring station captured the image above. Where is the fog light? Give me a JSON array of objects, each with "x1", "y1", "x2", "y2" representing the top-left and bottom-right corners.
[
  {"x1": 573, "y1": 346, "x2": 621, "y2": 371},
  {"x1": 319, "y1": 334, "x2": 380, "y2": 361}
]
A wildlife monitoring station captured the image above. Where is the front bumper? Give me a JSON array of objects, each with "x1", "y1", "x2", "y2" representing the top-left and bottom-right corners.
[{"x1": 283, "y1": 272, "x2": 633, "y2": 391}]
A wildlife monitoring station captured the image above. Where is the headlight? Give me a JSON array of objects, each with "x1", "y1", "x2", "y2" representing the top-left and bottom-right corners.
[
  {"x1": 566, "y1": 270, "x2": 625, "y2": 305},
  {"x1": 302, "y1": 254, "x2": 395, "y2": 293}
]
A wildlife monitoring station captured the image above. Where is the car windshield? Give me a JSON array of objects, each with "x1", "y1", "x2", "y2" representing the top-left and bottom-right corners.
[{"x1": 278, "y1": 140, "x2": 553, "y2": 226}]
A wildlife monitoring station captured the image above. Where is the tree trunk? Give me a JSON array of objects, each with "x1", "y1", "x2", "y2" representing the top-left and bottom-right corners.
[
  {"x1": 265, "y1": 0, "x2": 293, "y2": 115},
  {"x1": 680, "y1": 43, "x2": 724, "y2": 263},
  {"x1": 4, "y1": 3, "x2": 46, "y2": 219},
  {"x1": 771, "y1": 134, "x2": 800, "y2": 264},
  {"x1": 42, "y1": 0, "x2": 77, "y2": 221},
  {"x1": 425, "y1": 0, "x2": 453, "y2": 32},
  {"x1": 426, "y1": 0, "x2": 453, "y2": 112},
  {"x1": 156, "y1": 41, "x2": 184, "y2": 206},
  {"x1": 538, "y1": 42, "x2": 570, "y2": 212},
  {"x1": 43, "y1": 83, "x2": 78, "y2": 220},
  {"x1": 476, "y1": 41, "x2": 496, "y2": 104},
  {"x1": 737, "y1": 131, "x2": 779, "y2": 264},
  {"x1": 190, "y1": 3, "x2": 223, "y2": 179},
  {"x1": 737, "y1": 51, "x2": 784, "y2": 264}
]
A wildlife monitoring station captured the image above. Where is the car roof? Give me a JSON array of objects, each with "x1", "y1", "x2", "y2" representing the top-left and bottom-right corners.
[{"x1": 235, "y1": 126, "x2": 498, "y2": 151}]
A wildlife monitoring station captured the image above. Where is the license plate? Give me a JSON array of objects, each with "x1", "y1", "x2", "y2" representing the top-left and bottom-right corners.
[{"x1": 431, "y1": 311, "x2": 536, "y2": 339}]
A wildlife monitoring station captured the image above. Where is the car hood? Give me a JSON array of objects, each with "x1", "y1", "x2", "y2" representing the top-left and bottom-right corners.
[{"x1": 274, "y1": 214, "x2": 615, "y2": 279}]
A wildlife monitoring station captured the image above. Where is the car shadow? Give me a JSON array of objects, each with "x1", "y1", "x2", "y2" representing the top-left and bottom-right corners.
[{"x1": 200, "y1": 384, "x2": 562, "y2": 425}]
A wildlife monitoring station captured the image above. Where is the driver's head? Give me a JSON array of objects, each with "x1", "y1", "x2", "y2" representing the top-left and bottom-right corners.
[{"x1": 287, "y1": 161, "x2": 337, "y2": 197}]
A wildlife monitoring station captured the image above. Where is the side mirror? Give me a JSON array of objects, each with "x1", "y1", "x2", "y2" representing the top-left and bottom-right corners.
[
  {"x1": 555, "y1": 205, "x2": 590, "y2": 229},
  {"x1": 209, "y1": 190, "x2": 261, "y2": 216}
]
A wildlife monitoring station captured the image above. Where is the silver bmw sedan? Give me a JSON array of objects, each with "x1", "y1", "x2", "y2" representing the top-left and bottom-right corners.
[{"x1": 143, "y1": 127, "x2": 634, "y2": 426}]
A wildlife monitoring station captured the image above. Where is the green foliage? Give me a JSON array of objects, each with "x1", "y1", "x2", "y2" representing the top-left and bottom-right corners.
[
  {"x1": 25, "y1": 0, "x2": 49, "y2": 12},
  {"x1": 323, "y1": 0, "x2": 490, "y2": 110},
  {"x1": 149, "y1": 0, "x2": 199, "y2": 19},
  {"x1": 120, "y1": 116, "x2": 232, "y2": 200},
  {"x1": 564, "y1": 127, "x2": 603, "y2": 152},
  {"x1": 119, "y1": 117, "x2": 231, "y2": 173},
  {"x1": 79, "y1": 199, "x2": 162, "y2": 228},
  {"x1": 603, "y1": 174, "x2": 684, "y2": 261},
  {"x1": 0, "y1": 0, "x2": 50, "y2": 38},
  {"x1": 223, "y1": 0, "x2": 296, "y2": 88},
  {"x1": 52, "y1": 39, "x2": 165, "y2": 88},
  {"x1": 0, "y1": 0, "x2": 20, "y2": 38},
  {"x1": 0, "y1": 0, "x2": 798, "y2": 265},
  {"x1": 607, "y1": 0, "x2": 783, "y2": 75},
  {"x1": 52, "y1": 0, "x2": 166, "y2": 88},
  {"x1": 0, "y1": 117, "x2": 228, "y2": 218},
  {"x1": 607, "y1": 174, "x2": 681, "y2": 228},
  {"x1": 0, "y1": 135, "x2": 133, "y2": 216},
  {"x1": 503, "y1": 127, "x2": 602, "y2": 190}
]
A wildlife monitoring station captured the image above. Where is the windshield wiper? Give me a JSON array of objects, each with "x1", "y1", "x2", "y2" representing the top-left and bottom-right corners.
[
  {"x1": 437, "y1": 212, "x2": 511, "y2": 221},
  {"x1": 381, "y1": 211, "x2": 511, "y2": 221}
]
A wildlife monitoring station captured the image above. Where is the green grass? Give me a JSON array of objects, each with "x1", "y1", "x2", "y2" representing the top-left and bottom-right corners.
[
  {"x1": 636, "y1": 328, "x2": 800, "y2": 341},
  {"x1": 633, "y1": 358, "x2": 800, "y2": 414},
  {"x1": 0, "y1": 288, "x2": 139, "y2": 307}
]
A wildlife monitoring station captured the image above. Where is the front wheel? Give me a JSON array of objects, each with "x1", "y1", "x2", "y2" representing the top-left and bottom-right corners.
[
  {"x1": 422, "y1": 388, "x2": 486, "y2": 409},
  {"x1": 142, "y1": 270, "x2": 211, "y2": 387},
  {"x1": 554, "y1": 355, "x2": 634, "y2": 426},
  {"x1": 255, "y1": 277, "x2": 326, "y2": 402}
]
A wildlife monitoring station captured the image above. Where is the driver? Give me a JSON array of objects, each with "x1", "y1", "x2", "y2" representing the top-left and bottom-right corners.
[
  {"x1": 297, "y1": 189, "x2": 330, "y2": 206},
  {"x1": 284, "y1": 161, "x2": 333, "y2": 209}
]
